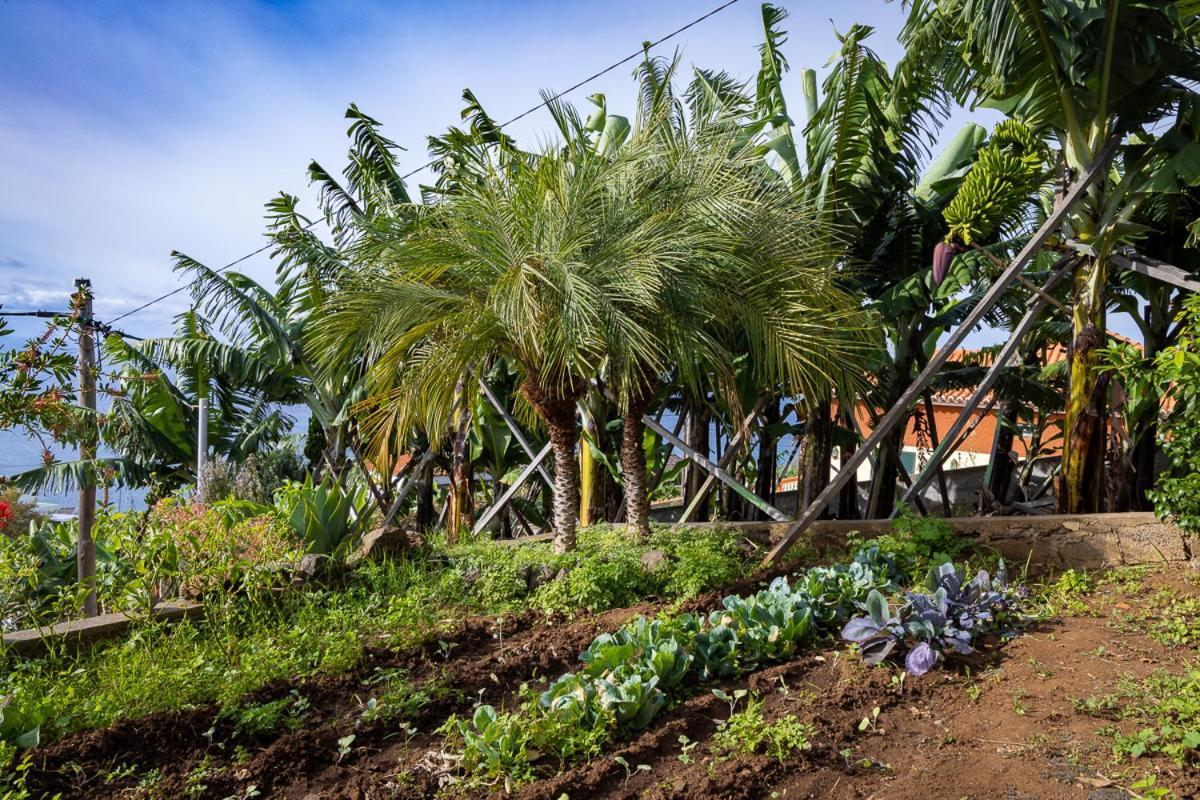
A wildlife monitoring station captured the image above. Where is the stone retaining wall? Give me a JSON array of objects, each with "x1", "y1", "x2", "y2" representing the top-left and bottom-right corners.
[{"x1": 702, "y1": 512, "x2": 1193, "y2": 571}]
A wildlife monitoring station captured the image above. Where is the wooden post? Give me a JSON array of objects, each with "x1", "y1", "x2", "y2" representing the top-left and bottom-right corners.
[{"x1": 74, "y1": 278, "x2": 98, "y2": 617}]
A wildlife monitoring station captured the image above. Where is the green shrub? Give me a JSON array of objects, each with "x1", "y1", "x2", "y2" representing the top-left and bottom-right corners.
[
  {"x1": 447, "y1": 525, "x2": 748, "y2": 615},
  {"x1": 653, "y1": 527, "x2": 745, "y2": 599},
  {"x1": 1149, "y1": 293, "x2": 1200, "y2": 532},
  {"x1": 848, "y1": 510, "x2": 968, "y2": 581}
]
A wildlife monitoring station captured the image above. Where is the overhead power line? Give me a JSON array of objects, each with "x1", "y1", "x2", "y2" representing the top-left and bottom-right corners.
[{"x1": 105, "y1": 0, "x2": 743, "y2": 326}]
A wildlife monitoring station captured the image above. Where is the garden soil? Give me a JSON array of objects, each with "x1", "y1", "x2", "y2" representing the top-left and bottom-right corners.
[{"x1": 20, "y1": 563, "x2": 1200, "y2": 800}]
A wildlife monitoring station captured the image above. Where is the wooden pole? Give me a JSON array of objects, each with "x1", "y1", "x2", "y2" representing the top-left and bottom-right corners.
[
  {"x1": 74, "y1": 278, "x2": 98, "y2": 617},
  {"x1": 762, "y1": 141, "x2": 1117, "y2": 565}
]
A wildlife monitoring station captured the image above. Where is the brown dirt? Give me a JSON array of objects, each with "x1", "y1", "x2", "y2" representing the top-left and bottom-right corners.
[{"x1": 20, "y1": 562, "x2": 1200, "y2": 800}]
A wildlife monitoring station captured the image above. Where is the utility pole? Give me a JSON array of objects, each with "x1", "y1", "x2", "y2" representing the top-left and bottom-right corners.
[
  {"x1": 74, "y1": 278, "x2": 98, "y2": 617},
  {"x1": 196, "y1": 379, "x2": 209, "y2": 494}
]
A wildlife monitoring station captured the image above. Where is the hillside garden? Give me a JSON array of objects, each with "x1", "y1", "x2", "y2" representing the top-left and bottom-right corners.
[{"x1": 5, "y1": 1, "x2": 1200, "y2": 797}]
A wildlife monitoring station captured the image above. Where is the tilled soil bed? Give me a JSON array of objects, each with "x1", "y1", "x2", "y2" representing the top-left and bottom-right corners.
[{"x1": 19, "y1": 562, "x2": 1200, "y2": 800}]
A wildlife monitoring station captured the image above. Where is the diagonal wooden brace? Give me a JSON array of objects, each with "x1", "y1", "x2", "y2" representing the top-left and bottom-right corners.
[
  {"x1": 642, "y1": 411, "x2": 789, "y2": 523},
  {"x1": 472, "y1": 441, "x2": 554, "y2": 534},
  {"x1": 477, "y1": 376, "x2": 554, "y2": 490}
]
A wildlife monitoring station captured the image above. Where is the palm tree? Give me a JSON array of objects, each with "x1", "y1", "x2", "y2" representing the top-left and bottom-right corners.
[
  {"x1": 607, "y1": 110, "x2": 877, "y2": 536},
  {"x1": 901, "y1": 0, "x2": 1200, "y2": 512},
  {"x1": 316, "y1": 142, "x2": 672, "y2": 552}
]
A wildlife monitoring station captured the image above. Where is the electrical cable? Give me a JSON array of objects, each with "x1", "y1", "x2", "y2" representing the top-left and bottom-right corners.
[{"x1": 103, "y1": 0, "x2": 743, "y2": 325}]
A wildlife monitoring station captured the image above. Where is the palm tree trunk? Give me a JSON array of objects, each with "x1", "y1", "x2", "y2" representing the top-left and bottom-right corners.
[
  {"x1": 620, "y1": 390, "x2": 654, "y2": 539},
  {"x1": 522, "y1": 377, "x2": 580, "y2": 553},
  {"x1": 1061, "y1": 255, "x2": 1110, "y2": 513},
  {"x1": 548, "y1": 421, "x2": 580, "y2": 552}
]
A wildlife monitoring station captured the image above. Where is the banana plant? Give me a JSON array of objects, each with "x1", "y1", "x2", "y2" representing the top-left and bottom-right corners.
[{"x1": 902, "y1": 0, "x2": 1200, "y2": 512}]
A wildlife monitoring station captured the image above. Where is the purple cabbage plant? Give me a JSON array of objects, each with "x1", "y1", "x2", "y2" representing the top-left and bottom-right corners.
[{"x1": 841, "y1": 560, "x2": 1022, "y2": 675}]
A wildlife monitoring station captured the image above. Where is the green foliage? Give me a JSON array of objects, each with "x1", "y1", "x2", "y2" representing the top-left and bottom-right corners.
[
  {"x1": 1080, "y1": 667, "x2": 1200, "y2": 767},
  {"x1": 652, "y1": 527, "x2": 745, "y2": 600},
  {"x1": 0, "y1": 557, "x2": 461, "y2": 745},
  {"x1": 1144, "y1": 591, "x2": 1200, "y2": 648},
  {"x1": 442, "y1": 705, "x2": 535, "y2": 786},
  {"x1": 1149, "y1": 294, "x2": 1200, "y2": 532},
  {"x1": 848, "y1": 510, "x2": 969, "y2": 582},
  {"x1": 711, "y1": 696, "x2": 815, "y2": 761},
  {"x1": 446, "y1": 525, "x2": 748, "y2": 614},
  {"x1": 278, "y1": 475, "x2": 370, "y2": 556},
  {"x1": 221, "y1": 694, "x2": 307, "y2": 737}
]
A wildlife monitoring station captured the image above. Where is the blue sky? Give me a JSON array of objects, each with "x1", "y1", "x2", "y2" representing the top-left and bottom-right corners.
[{"x1": 1, "y1": 0, "x2": 1006, "y2": 342}]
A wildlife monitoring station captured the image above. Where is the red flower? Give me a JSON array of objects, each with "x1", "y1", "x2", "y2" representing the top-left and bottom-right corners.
[{"x1": 0, "y1": 501, "x2": 12, "y2": 531}]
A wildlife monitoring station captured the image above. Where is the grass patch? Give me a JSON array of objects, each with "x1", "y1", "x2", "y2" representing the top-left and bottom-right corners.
[
  {"x1": 1144, "y1": 590, "x2": 1200, "y2": 648},
  {"x1": 0, "y1": 524, "x2": 750, "y2": 764}
]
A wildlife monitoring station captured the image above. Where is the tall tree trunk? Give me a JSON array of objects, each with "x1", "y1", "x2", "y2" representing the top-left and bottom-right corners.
[
  {"x1": 1061, "y1": 256, "x2": 1110, "y2": 513},
  {"x1": 522, "y1": 378, "x2": 580, "y2": 553},
  {"x1": 416, "y1": 456, "x2": 435, "y2": 530},
  {"x1": 985, "y1": 402, "x2": 1019, "y2": 507},
  {"x1": 446, "y1": 384, "x2": 474, "y2": 543},
  {"x1": 1128, "y1": 299, "x2": 1168, "y2": 510},
  {"x1": 682, "y1": 399, "x2": 711, "y2": 521},
  {"x1": 866, "y1": 427, "x2": 904, "y2": 518},
  {"x1": 803, "y1": 400, "x2": 834, "y2": 515},
  {"x1": 753, "y1": 397, "x2": 781, "y2": 520},
  {"x1": 837, "y1": 408, "x2": 861, "y2": 519},
  {"x1": 620, "y1": 389, "x2": 655, "y2": 539}
]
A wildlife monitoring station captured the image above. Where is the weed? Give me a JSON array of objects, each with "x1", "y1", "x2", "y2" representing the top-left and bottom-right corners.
[
  {"x1": 223, "y1": 694, "x2": 307, "y2": 737},
  {"x1": 858, "y1": 705, "x2": 882, "y2": 733},
  {"x1": 1011, "y1": 690, "x2": 1029, "y2": 716},
  {"x1": 711, "y1": 696, "x2": 816, "y2": 761},
  {"x1": 1027, "y1": 658, "x2": 1054, "y2": 679},
  {"x1": 677, "y1": 734, "x2": 699, "y2": 765},
  {"x1": 1103, "y1": 566, "x2": 1149, "y2": 593},
  {"x1": 1144, "y1": 592, "x2": 1200, "y2": 648},
  {"x1": 335, "y1": 734, "x2": 355, "y2": 762},
  {"x1": 613, "y1": 755, "x2": 651, "y2": 784},
  {"x1": 1079, "y1": 666, "x2": 1200, "y2": 767}
]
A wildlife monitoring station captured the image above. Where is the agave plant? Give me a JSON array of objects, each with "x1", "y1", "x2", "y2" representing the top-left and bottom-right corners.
[{"x1": 281, "y1": 475, "x2": 370, "y2": 557}]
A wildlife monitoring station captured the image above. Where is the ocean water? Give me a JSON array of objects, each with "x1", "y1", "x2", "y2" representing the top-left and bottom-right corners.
[{"x1": 0, "y1": 429, "x2": 148, "y2": 513}]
